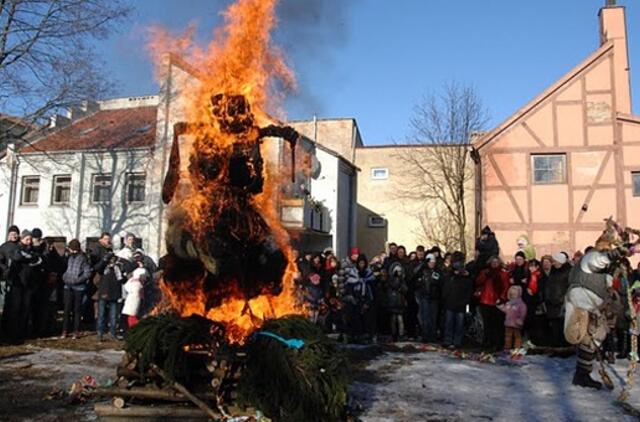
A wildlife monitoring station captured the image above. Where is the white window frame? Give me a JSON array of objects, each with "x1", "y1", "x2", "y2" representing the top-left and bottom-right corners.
[
  {"x1": 367, "y1": 215, "x2": 387, "y2": 228},
  {"x1": 20, "y1": 175, "x2": 40, "y2": 206},
  {"x1": 633, "y1": 172, "x2": 640, "y2": 197},
  {"x1": 531, "y1": 154, "x2": 567, "y2": 185},
  {"x1": 91, "y1": 174, "x2": 112, "y2": 204},
  {"x1": 51, "y1": 174, "x2": 72, "y2": 205},
  {"x1": 126, "y1": 172, "x2": 146, "y2": 204},
  {"x1": 371, "y1": 167, "x2": 389, "y2": 180}
]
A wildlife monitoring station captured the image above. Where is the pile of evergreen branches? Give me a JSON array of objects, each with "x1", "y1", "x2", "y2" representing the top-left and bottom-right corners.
[
  {"x1": 237, "y1": 316, "x2": 350, "y2": 422},
  {"x1": 124, "y1": 313, "x2": 214, "y2": 382}
]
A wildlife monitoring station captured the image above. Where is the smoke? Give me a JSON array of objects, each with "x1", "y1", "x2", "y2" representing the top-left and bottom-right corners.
[{"x1": 274, "y1": 0, "x2": 360, "y2": 116}]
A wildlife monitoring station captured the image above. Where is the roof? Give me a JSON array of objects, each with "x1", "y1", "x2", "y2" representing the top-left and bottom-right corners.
[
  {"x1": 297, "y1": 134, "x2": 360, "y2": 171},
  {"x1": 20, "y1": 106, "x2": 157, "y2": 153},
  {"x1": 474, "y1": 41, "x2": 615, "y2": 151}
]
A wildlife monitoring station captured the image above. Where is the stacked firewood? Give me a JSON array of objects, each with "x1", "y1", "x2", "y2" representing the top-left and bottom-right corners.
[{"x1": 92, "y1": 315, "x2": 255, "y2": 420}]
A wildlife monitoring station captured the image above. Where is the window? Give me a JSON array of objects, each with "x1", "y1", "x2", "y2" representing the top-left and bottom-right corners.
[
  {"x1": 532, "y1": 154, "x2": 566, "y2": 184},
  {"x1": 126, "y1": 173, "x2": 146, "y2": 203},
  {"x1": 371, "y1": 167, "x2": 389, "y2": 180},
  {"x1": 92, "y1": 174, "x2": 112, "y2": 204},
  {"x1": 51, "y1": 175, "x2": 71, "y2": 205},
  {"x1": 20, "y1": 176, "x2": 40, "y2": 205},
  {"x1": 633, "y1": 172, "x2": 640, "y2": 197},
  {"x1": 368, "y1": 215, "x2": 387, "y2": 228}
]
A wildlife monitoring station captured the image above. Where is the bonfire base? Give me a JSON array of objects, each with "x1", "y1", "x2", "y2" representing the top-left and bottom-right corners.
[{"x1": 95, "y1": 399, "x2": 255, "y2": 421}]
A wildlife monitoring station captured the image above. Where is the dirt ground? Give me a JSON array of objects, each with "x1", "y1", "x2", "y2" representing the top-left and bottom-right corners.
[{"x1": 0, "y1": 333, "x2": 124, "y2": 422}]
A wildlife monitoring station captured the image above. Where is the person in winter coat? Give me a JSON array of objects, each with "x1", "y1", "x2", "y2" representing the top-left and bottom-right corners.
[
  {"x1": 497, "y1": 285, "x2": 528, "y2": 350},
  {"x1": 475, "y1": 226, "x2": 500, "y2": 272},
  {"x1": 384, "y1": 264, "x2": 408, "y2": 341},
  {"x1": 516, "y1": 235, "x2": 537, "y2": 261},
  {"x1": 475, "y1": 256, "x2": 510, "y2": 350},
  {"x1": 544, "y1": 252, "x2": 571, "y2": 346},
  {"x1": 343, "y1": 254, "x2": 375, "y2": 341},
  {"x1": 509, "y1": 251, "x2": 530, "y2": 290},
  {"x1": 415, "y1": 254, "x2": 443, "y2": 342},
  {"x1": 442, "y1": 258, "x2": 474, "y2": 348},
  {"x1": 525, "y1": 259, "x2": 548, "y2": 346},
  {"x1": 0, "y1": 226, "x2": 21, "y2": 338},
  {"x1": 96, "y1": 252, "x2": 125, "y2": 341},
  {"x1": 61, "y1": 239, "x2": 92, "y2": 338},
  {"x1": 122, "y1": 267, "x2": 147, "y2": 328},
  {"x1": 325, "y1": 273, "x2": 345, "y2": 335},
  {"x1": 303, "y1": 272, "x2": 326, "y2": 325},
  {"x1": 5, "y1": 230, "x2": 43, "y2": 342}
]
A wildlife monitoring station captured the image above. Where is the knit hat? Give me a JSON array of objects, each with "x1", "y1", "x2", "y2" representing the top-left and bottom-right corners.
[
  {"x1": 481, "y1": 226, "x2": 492, "y2": 235},
  {"x1": 21, "y1": 229, "x2": 32, "y2": 238},
  {"x1": 8, "y1": 225, "x2": 19, "y2": 235},
  {"x1": 515, "y1": 251, "x2": 526, "y2": 260},
  {"x1": 68, "y1": 239, "x2": 81, "y2": 251},
  {"x1": 31, "y1": 228, "x2": 42, "y2": 239},
  {"x1": 350, "y1": 247, "x2": 360, "y2": 256},
  {"x1": 426, "y1": 253, "x2": 436, "y2": 263},
  {"x1": 552, "y1": 252, "x2": 567, "y2": 265}
]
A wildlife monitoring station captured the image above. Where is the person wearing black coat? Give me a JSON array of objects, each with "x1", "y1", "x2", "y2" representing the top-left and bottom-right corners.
[
  {"x1": 6, "y1": 230, "x2": 43, "y2": 342},
  {"x1": 544, "y1": 253, "x2": 571, "y2": 347},
  {"x1": 0, "y1": 226, "x2": 20, "y2": 338},
  {"x1": 475, "y1": 226, "x2": 500, "y2": 272},
  {"x1": 415, "y1": 254, "x2": 443, "y2": 342},
  {"x1": 442, "y1": 259, "x2": 474, "y2": 348},
  {"x1": 96, "y1": 254, "x2": 125, "y2": 341}
]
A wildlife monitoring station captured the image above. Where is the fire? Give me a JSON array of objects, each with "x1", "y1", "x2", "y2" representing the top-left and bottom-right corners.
[{"x1": 151, "y1": 0, "x2": 303, "y2": 344}]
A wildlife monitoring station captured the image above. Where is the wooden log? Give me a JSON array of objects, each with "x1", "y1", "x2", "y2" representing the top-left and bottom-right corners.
[
  {"x1": 94, "y1": 403, "x2": 209, "y2": 419},
  {"x1": 93, "y1": 386, "x2": 217, "y2": 402},
  {"x1": 112, "y1": 397, "x2": 126, "y2": 409},
  {"x1": 151, "y1": 364, "x2": 219, "y2": 420}
]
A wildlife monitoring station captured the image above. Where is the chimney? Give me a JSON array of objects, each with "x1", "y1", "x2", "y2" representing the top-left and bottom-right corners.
[
  {"x1": 599, "y1": 3, "x2": 631, "y2": 114},
  {"x1": 49, "y1": 114, "x2": 71, "y2": 129},
  {"x1": 80, "y1": 100, "x2": 100, "y2": 114}
]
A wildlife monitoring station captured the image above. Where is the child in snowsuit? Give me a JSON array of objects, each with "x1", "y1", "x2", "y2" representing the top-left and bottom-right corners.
[
  {"x1": 122, "y1": 267, "x2": 147, "y2": 328},
  {"x1": 497, "y1": 285, "x2": 527, "y2": 350},
  {"x1": 303, "y1": 272, "x2": 325, "y2": 325}
]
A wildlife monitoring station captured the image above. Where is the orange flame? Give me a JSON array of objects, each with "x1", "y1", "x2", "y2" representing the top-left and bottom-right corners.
[{"x1": 151, "y1": 0, "x2": 303, "y2": 344}]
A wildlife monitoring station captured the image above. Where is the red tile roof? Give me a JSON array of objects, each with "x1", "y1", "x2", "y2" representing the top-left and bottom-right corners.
[{"x1": 21, "y1": 106, "x2": 157, "y2": 152}]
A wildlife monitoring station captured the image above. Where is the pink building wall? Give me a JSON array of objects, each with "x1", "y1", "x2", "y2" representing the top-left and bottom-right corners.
[{"x1": 475, "y1": 5, "x2": 640, "y2": 259}]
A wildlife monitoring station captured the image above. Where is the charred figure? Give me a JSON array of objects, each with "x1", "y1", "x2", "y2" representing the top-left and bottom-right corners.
[{"x1": 161, "y1": 93, "x2": 299, "y2": 307}]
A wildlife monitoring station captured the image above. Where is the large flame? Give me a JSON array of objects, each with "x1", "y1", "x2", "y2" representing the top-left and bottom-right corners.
[{"x1": 151, "y1": 0, "x2": 302, "y2": 344}]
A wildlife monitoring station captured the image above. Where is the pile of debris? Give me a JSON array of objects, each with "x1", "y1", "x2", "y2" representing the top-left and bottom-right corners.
[{"x1": 93, "y1": 314, "x2": 349, "y2": 421}]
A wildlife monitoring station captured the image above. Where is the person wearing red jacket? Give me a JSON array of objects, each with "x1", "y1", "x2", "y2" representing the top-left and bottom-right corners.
[{"x1": 475, "y1": 256, "x2": 510, "y2": 350}]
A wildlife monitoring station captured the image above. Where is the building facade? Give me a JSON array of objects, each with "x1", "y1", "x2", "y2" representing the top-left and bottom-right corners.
[
  {"x1": 0, "y1": 57, "x2": 358, "y2": 260},
  {"x1": 474, "y1": 5, "x2": 640, "y2": 258}
]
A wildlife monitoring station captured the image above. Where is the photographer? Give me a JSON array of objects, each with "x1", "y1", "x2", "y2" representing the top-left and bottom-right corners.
[{"x1": 96, "y1": 250, "x2": 124, "y2": 341}]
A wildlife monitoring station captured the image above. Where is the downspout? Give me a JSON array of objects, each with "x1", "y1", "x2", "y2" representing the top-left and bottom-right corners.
[
  {"x1": 6, "y1": 144, "x2": 19, "y2": 236},
  {"x1": 75, "y1": 152, "x2": 86, "y2": 239},
  {"x1": 156, "y1": 58, "x2": 174, "y2": 258},
  {"x1": 470, "y1": 146, "x2": 482, "y2": 239}
]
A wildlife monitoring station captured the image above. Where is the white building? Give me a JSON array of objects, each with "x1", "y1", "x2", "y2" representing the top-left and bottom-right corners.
[{"x1": 0, "y1": 56, "x2": 358, "y2": 260}]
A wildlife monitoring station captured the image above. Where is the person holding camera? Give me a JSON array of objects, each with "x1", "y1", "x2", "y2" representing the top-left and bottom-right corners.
[{"x1": 61, "y1": 239, "x2": 91, "y2": 339}]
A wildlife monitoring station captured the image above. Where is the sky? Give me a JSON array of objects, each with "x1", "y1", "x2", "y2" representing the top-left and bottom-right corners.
[{"x1": 97, "y1": 0, "x2": 639, "y2": 145}]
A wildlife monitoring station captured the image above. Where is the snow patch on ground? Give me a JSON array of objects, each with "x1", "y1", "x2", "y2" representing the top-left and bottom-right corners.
[
  {"x1": 351, "y1": 346, "x2": 640, "y2": 422},
  {"x1": 0, "y1": 346, "x2": 123, "y2": 421}
]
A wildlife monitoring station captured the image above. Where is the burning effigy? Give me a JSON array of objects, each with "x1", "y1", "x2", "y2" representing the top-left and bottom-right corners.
[{"x1": 94, "y1": 0, "x2": 349, "y2": 420}]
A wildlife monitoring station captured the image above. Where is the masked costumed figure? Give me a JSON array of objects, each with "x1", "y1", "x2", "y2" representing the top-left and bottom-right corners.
[
  {"x1": 564, "y1": 219, "x2": 638, "y2": 389},
  {"x1": 161, "y1": 93, "x2": 299, "y2": 308}
]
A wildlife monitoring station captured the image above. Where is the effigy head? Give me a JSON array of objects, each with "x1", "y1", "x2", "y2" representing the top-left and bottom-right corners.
[{"x1": 210, "y1": 93, "x2": 255, "y2": 134}]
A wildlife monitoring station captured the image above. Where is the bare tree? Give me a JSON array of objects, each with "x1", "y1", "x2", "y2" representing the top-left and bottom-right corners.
[
  {"x1": 398, "y1": 82, "x2": 489, "y2": 255},
  {"x1": 0, "y1": 0, "x2": 131, "y2": 144}
]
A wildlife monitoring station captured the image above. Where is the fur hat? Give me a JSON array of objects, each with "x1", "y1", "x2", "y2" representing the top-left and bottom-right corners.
[{"x1": 552, "y1": 252, "x2": 567, "y2": 265}]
